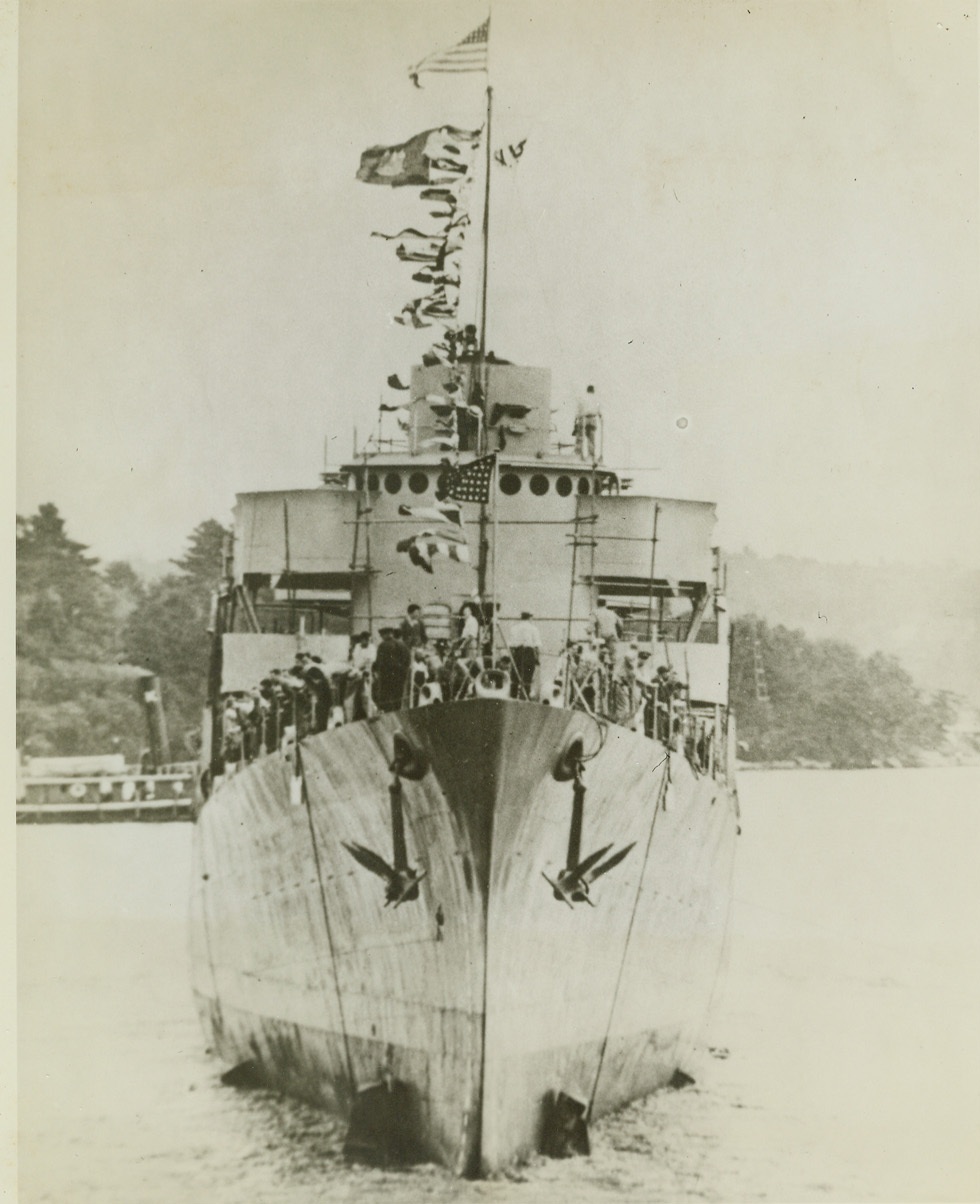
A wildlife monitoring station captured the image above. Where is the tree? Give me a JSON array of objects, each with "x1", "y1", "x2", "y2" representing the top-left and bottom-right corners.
[
  {"x1": 16, "y1": 504, "x2": 146, "y2": 756},
  {"x1": 731, "y1": 615, "x2": 949, "y2": 767},
  {"x1": 16, "y1": 504, "x2": 228, "y2": 760},
  {"x1": 123, "y1": 518, "x2": 229, "y2": 756},
  {"x1": 173, "y1": 519, "x2": 228, "y2": 586},
  {"x1": 16, "y1": 503, "x2": 116, "y2": 663}
]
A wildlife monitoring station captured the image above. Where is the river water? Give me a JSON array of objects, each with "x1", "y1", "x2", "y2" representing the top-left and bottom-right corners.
[{"x1": 17, "y1": 768, "x2": 980, "y2": 1202}]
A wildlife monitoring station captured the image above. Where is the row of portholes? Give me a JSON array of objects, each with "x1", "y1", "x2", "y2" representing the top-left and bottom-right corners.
[
  {"x1": 500, "y1": 472, "x2": 588, "y2": 497},
  {"x1": 361, "y1": 471, "x2": 594, "y2": 496}
]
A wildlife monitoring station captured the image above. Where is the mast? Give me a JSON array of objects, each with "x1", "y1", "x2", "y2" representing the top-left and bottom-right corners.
[
  {"x1": 478, "y1": 84, "x2": 493, "y2": 369},
  {"x1": 646, "y1": 503, "x2": 660, "y2": 642},
  {"x1": 476, "y1": 82, "x2": 494, "y2": 607},
  {"x1": 283, "y1": 499, "x2": 295, "y2": 635}
]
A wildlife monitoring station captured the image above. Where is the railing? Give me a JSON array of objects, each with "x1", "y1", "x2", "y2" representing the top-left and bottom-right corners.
[
  {"x1": 19, "y1": 770, "x2": 194, "y2": 808},
  {"x1": 213, "y1": 636, "x2": 729, "y2": 784}
]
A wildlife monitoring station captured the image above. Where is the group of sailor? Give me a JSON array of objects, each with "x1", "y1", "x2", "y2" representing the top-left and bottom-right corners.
[
  {"x1": 220, "y1": 653, "x2": 333, "y2": 765},
  {"x1": 346, "y1": 601, "x2": 545, "y2": 718},
  {"x1": 217, "y1": 597, "x2": 711, "y2": 772},
  {"x1": 218, "y1": 603, "x2": 545, "y2": 769}
]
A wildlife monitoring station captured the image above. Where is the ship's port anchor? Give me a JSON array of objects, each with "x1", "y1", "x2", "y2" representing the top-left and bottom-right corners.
[
  {"x1": 343, "y1": 1075, "x2": 424, "y2": 1168},
  {"x1": 342, "y1": 730, "x2": 427, "y2": 907},
  {"x1": 545, "y1": 742, "x2": 635, "y2": 907},
  {"x1": 540, "y1": 1090, "x2": 590, "y2": 1159}
]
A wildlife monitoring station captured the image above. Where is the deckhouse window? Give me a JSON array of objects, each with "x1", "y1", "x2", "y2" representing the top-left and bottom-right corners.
[
  {"x1": 529, "y1": 474, "x2": 549, "y2": 496},
  {"x1": 408, "y1": 472, "x2": 429, "y2": 494},
  {"x1": 499, "y1": 472, "x2": 521, "y2": 495},
  {"x1": 384, "y1": 472, "x2": 402, "y2": 494},
  {"x1": 555, "y1": 475, "x2": 573, "y2": 497},
  {"x1": 577, "y1": 477, "x2": 591, "y2": 495}
]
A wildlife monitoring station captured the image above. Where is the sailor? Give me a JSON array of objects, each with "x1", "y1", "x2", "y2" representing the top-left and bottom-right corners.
[
  {"x1": 591, "y1": 598, "x2": 622, "y2": 664},
  {"x1": 303, "y1": 656, "x2": 333, "y2": 734},
  {"x1": 222, "y1": 699, "x2": 243, "y2": 768},
  {"x1": 573, "y1": 384, "x2": 601, "y2": 461},
  {"x1": 399, "y1": 603, "x2": 428, "y2": 650},
  {"x1": 635, "y1": 650, "x2": 656, "y2": 737},
  {"x1": 345, "y1": 632, "x2": 376, "y2": 721},
  {"x1": 653, "y1": 664, "x2": 681, "y2": 743},
  {"x1": 611, "y1": 645, "x2": 640, "y2": 727},
  {"x1": 509, "y1": 610, "x2": 542, "y2": 699},
  {"x1": 372, "y1": 628, "x2": 411, "y2": 713},
  {"x1": 350, "y1": 631, "x2": 376, "y2": 674},
  {"x1": 235, "y1": 691, "x2": 260, "y2": 760},
  {"x1": 455, "y1": 602, "x2": 482, "y2": 663}
]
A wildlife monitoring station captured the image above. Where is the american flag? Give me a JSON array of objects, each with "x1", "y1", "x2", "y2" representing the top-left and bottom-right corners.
[
  {"x1": 409, "y1": 19, "x2": 489, "y2": 87},
  {"x1": 436, "y1": 453, "x2": 497, "y2": 504}
]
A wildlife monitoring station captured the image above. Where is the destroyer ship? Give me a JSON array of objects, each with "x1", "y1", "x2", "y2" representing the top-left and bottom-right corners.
[{"x1": 190, "y1": 16, "x2": 739, "y2": 1177}]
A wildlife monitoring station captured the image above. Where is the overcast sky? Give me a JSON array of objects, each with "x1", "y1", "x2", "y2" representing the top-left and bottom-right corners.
[{"x1": 16, "y1": 0, "x2": 980, "y2": 568}]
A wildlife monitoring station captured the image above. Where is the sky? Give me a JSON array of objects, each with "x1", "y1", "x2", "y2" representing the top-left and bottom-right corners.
[{"x1": 15, "y1": 0, "x2": 980, "y2": 568}]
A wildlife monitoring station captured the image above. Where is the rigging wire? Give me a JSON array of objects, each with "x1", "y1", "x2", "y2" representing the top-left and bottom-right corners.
[{"x1": 586, "y1": 751, "x2": 670, "y2": 1117}]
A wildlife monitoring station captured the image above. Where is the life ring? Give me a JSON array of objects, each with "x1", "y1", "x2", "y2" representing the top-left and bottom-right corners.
[
  {"x1": 68, "y1": 781, "x2": 88, "y2": 799},
  {"x1": 474, "y1": 669, "x2": 510, "y2": 699}
]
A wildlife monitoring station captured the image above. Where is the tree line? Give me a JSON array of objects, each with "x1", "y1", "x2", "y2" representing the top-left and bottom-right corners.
[
  {"x1": 730, "y1": 616, "x2": 957, "y2": 767},
  {"x1": 16, "y1": 503, "x2": 227, "y2": 763},
  {"x1": 16, "y1": 503, "x2": 958, "y2": 767}
]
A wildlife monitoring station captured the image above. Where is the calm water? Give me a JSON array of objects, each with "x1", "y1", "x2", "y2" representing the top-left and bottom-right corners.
[{"x1": 17, "y1": 768, "x2": 980, "y2": 1203}]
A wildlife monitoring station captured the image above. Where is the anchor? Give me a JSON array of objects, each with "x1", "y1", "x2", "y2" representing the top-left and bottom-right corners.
[
  {"x1": 543, "y1": 760, "x2": 634, "y2": 907},
  {"x1": 343, "y1": 732, "x2": 427, "y2": 907}
]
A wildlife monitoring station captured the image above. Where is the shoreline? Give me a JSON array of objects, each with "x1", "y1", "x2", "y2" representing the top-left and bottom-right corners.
[{"x1": 738, "y1": 755, "x2": 980, "y2": 772}]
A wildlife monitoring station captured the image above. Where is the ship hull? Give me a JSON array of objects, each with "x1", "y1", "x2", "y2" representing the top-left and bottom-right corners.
[{"x1": 190, "y1": 700, "x2": 737, "y2": 1174}]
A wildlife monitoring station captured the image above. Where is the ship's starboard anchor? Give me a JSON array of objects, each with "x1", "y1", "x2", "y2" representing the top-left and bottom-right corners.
[
  {"x1": 544, "y1": 759, "x2": 635, "y2": 906},
  {"x1": 343, "y1": 734, "x2": 427, "y2": 905}
]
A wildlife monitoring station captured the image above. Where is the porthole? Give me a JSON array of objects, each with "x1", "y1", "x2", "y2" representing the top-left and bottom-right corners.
[
  {"x1": 408, "y1": 471, "x2": 429, "y2": 494},
  {"x1": 555, "y1": 475, "x2": 573, "y2": 497},
  {"x1": 529, "y1": 474, "x2": 550, "y2": 496},
  {"x1": 577, "y1": 477, "x2": 591, "y2": 495},
  {"x1": 384, "y1": 472, "x2": 402, "y2": 494},
  {"x1": 368, "y1": 472, "x2": 380, "y2": 492},
  {"x1": 499, "y1": 472, "x2": 521, "y2": 495}
]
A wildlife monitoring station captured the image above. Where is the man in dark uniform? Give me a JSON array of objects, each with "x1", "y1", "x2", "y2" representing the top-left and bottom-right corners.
[
  {"x1": 372, "y1": 628, "x2": 411, "y2": 713},
  {"x1": 399, "y1": 604, "x2": 428, "y2": 651}
]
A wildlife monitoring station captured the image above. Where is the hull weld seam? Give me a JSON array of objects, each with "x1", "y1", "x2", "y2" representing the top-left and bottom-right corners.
[{"x1": 296, "y1": 742, "x2": 358, "y2": 1095}]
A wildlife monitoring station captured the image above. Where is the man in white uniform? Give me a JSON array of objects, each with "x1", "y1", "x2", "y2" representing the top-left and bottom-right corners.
[
  {"x1": 509, "y1": 610, "x2": 542, "y2": 699},
  {"x1": 573, "y1": 385, "x2": 602, "y2": 461}
]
